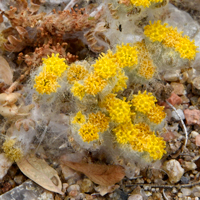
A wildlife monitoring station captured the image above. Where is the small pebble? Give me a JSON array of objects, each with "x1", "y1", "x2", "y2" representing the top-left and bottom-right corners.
[
  {"x1": 162, "y1": 159, "x2": 184, "y2": 183},
  {"x1": 184, "y1": 109, "x2": 200, "y2": 125},
  {"x1": 184, "y1": 161, "x2": 197, "y2": 171},
  {"x1": 144, "y1": 191, "x2": 152, "y2": 197},
  {"x1": 163, "y1": 69, "x2": 181, "y2": 82},
  {"x1": 178, "y1": 192, "x2": 183, "y2": 198},
  {"x1": 14, "y1": 175, "x2": 26, "y2": 185},
  {"x1": 180, "y1": 176, "x2": 189, "y2": 184},
  {"x1": 172, "y1": 187, "x2": 178, "y2": 193},
  {"x1": 195, "y1": 134, "x2": 200, "y2": 146},
  {"x1": 67, "y1": 184, "x2": 80, "y2": 197},
  {"x1": 191, "y1": 131, "x2": 199, "y2": 138},
  {"x1": 80, "y1": 178, "x2": 93, "y2": 193},
  {"x1": 128, "y1": 194, "x2": 143, "y2": 200},
  {"x1": 171, "y1": 82, "x2": 186, "y2": 95},
  {"x1": 171, "y1": 109, "x2": 185, "y2": 121}
]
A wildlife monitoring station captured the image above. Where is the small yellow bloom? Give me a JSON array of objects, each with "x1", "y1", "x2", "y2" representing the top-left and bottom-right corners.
[
  {"x1": 84, "y1": 73, "x2": 107, "y2": 96},
  {"x1": 138, "y1": 59, "x2": 156, "y2": 79},
  {"x1": 144, "y1": 21, "x2": 199, "y2": 60},
  {"x1": 113, "y1": 122, "x2": 137, "y2": 144},
  {"x1": 112, "y1": 69, "x2": 128, "y2": 93},
  {"x1": 107, "y1": 97, "x2": 132, "y2": 124},
  {"x1": 114, "y1": 43, "x2": 138, "y2": 68},
  {"x1": 42, "y1": 53, "x2": 68, "y2": 77},
  {"x1": 144, "y1": 20, "x2": 168, "y2": 42},
  {"x1": 3, "y1": 139, "x2": 23, "y2": 162},
  {"x1": 147, "y1": 104, "x2": 166, "y2": 124},
  {"x1": 88, "y1": 112, "x2": 110, "y2": 132},
  {"x1": 72, "y1": 111, "x2": 86, "y2": 124},
  {"x1": 144, "y1": 134, "x2": 166, "y2": 160},
  {"x1": 132, "y1": 91, "x2": 156, "y2": 114},
  {"x1": 67, "y1": 64, "x2": 88, "y2": 84},
  {"x1": 34, "y1": 71, "x2": 60, "y2": 94},
  {"x1": 93, "y1": 50, "x2": 119, "y2": 79},
  {"x1": 71, "y1": 81, "x2": 85, "y2": 100},
  {"x1": 79, "y1": 123, "x2": 99, "y2": 142},
  {"x1": 136, "y1": 41, "x2": 156, "y2": 79}
]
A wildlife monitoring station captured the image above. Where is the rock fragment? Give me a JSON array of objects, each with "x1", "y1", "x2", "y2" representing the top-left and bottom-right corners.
[
  {"x1": 162, "y1": 159, "x2": 184, "y2": 183},
  {"x1": 184, "y1": 109, "x2": 200, "y2": 125}
]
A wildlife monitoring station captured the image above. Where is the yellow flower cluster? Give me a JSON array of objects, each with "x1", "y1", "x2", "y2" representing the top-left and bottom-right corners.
[
  {"x1": 3, "y1": 139, "x2": 23, "y2": 161},
  {"x1": 72, "y1": 111, "x2": 86, "y2": 124},
  {"x1": 73, "y1": 111, "x2": 109, "y2": 143},
  {"x1": 136, "y1": 41, "x2": 156, "y2": 79},
  {"x1": 71, "y1": 81, "x2": 86, "y2": 100},
  {"x1": 147, "y1": 104, "x2": 166, "y2": 124},
  {"x1": 67, "y1": 64, "x2": 88, "y2": 84},
  {"x1": 88, "y1": 112, "x2": 110, "y2": 132},
  {"x1": 114, "y1": 43, "x2": 138, "y2": 68},
  {"x1": 70, "y1": 72, "x2": 107, "y2": 99},
  {"x1": 79, "y1": 123, "x2": 99, "y2": 142},
  {"x1": 132, "y1": 91, "x2": 166, "y2": 124},
  {"x1": 93, "y1": 50, "x2": 118, "y2": 79},
  {"x1": 42, "y1": 53, "x2": 68, "y2": 77},
  {"x1": 112, "y1": 69, "x2": 128, "y2": 93},
  {"x1": 113, "y1": 122, "x2": 137, "y2": 144},
  {"x1": 130, "y1": 0, "x2": 163, "y2": 7},
  {"x1": 106, "y1": 97, "x2": 133, "y2": 124},
  {"x1": 34, "y1": 71, "x2": 61, "y2": 95},
  {"x1": 132, "y1": 90, "x2": 156, "y2": 114},
  {"x1": 144, "y1": 20, "x2": 199, "y2": 60},
  {"x1": 34, "y1": 53, "x2": 68, "y2": 94},
  {"x1": 84, "y1": 73, "x2": 107, "y2": 96},
  {"x1": 113, "y1": 122, "x2": 166, "y2": 160},
  {"x1": 132, "y1": 90, "x2": 166, "y2": 124}
]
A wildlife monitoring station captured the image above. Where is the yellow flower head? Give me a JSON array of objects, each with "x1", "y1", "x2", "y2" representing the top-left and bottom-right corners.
[
  {"x1": 93, "y1": 50, "x2": 118, "y2": 79},
  {"x1": 67, "y1": 64, "x2": 88, "y2": 84},
  {"x1": 136, "y1": 41, "x2": 156, "y2": 79},
  {"x1": 144, "y1": 21, "x2": 199, "y2": 60},
  {"x1": 34, "y1": 71, "x2": 60, "y2": 94},
  {"x1": 175, "y1": 36, "x2": 198, "y2": 60},
  {"x1": 112, "y1": 69, "x2": 128, "y2": 93},
  {"x1": 84, "y1": 73, "x2": 107, "y2": 96},
  {"x1": 128, "y1": 123, "x2": 166, "y2": 160},
  {"x1": 107, "y1": 97, "x2": 132, "y2": 124},
  {"x1": 130, "y1": 0, "x2": 163, "y2": 8},
  {"x1": 147, "y1": 104, "x2": 166, "y2": 124},
  {"x1": 138, "y1": 59, "x2": 156, "y2": 79},
  {"x1": 42, "y1": 53, "x2": 68, "y2": 77},
  {"x1": 144, "y1": 20, "x2": 168, "y2": 42},
  {"x1": 144, "y1": 134, "x2": 166, "y2": 160},
  {"x1": 79, "y1": 122, "x2": 99, "y2": 142},
  {"x1": 129, "y1": 123, "x2": 152, "y2": 152},
  {"x1": 100, "y1": 93, "x2": 117, "y2": 109},
  {"x1": 113, "y1": 122, "x2": 137, "y2": 144},
  {"x1": 132, "y1": 91, "x2": 156, "y2": 114},
  {"x1": 72, "y1": 111, "x2": 86, "y2": 124},
  {"x1": 3, "y1": 139, "x2": 23, "y2": 162},
  {"x1": 114, "y1": 43, "x2": 138, "y2": 68},
  {"x1": 88, "y1": 112, "x2": 110, "y2": 132},
  {"x1": 71, "y1": 81, "x2": 85, "y2": 100}
]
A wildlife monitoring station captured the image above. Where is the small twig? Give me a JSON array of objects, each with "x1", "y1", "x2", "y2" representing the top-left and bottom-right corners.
[
  {"x1": 5, "y1": 67, "x2": 31, "y2": 93},
  {"x1": 35, "y1": 120, "x2": 50, "y2": 154},
  {"x1": 165, "y1": 100, "x2": 188, "y2": 149},
  {"x1": 126, "y1": 179, "x2": 200, "y2": 189},
  {"x1": 162, "y1": 189, "x2": 169, "y2": 200}
]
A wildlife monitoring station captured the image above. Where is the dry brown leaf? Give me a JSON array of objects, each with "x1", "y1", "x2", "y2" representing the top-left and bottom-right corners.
[
  {"x1": 0, "y1": 56, "x2": 13, "y2": 85},
  {"x1": 60, "y1": 160, "x2": 125, "y2": 186},
  {"x1": 17, "y1": 154, "x2": 63, "y2": 194}
]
